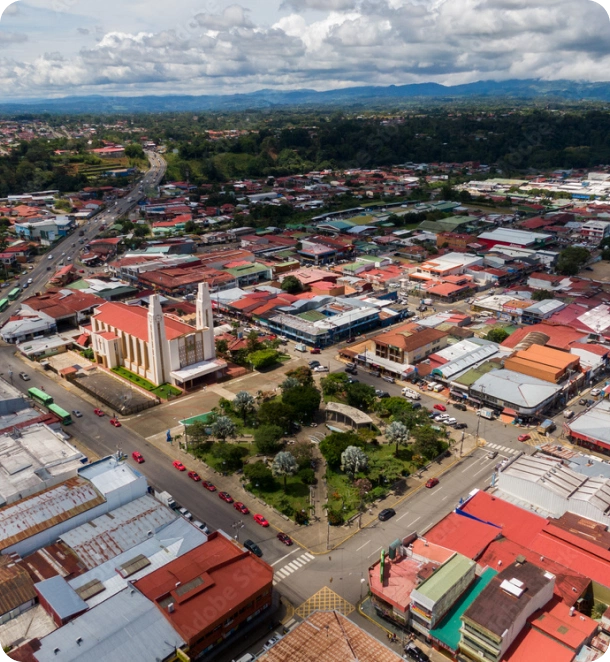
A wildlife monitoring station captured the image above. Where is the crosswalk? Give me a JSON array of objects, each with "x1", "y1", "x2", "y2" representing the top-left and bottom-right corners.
[
  {"x1": 485, "y1": 442, "x2": 520, "y2": 456},
  {"x1": 273, "y1": 552, "x2": 315, "y2": 586}
]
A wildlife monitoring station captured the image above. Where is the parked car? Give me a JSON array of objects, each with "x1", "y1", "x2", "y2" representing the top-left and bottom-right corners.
[
  {"x1": 234, "y1": 501, "x2": 250, "y2": 515},
  {"x1": 254, "y1": 514, "x2": 269, "y2": 527},
  {"x1": 172, "y1": 460, "x2": 186, "y2": 471},
  {"x1": 18, "y1": 372, "x2": 30, "y2": 381},
  {"x1": 131, "y1": 451, "x2": 144, "y2": 463},
  {"x1": 404, "y1": 644, "x2": 430, "y2": 662},
  {"x1": 591, "y1": 388, "x2": 602, "y2": 396},
  {"x1": 193, "y1": 520, "x2": 210, "y2": 534},
  {"x1": 187, "y1": 471, "x2": 201, "y2": 482},
  {"x1": 563, "y1": 409, "x2": 574, "y2": 419},
  {"x1": 263, "y1": 636, "x2": 282, "y2": 651},
  {"x1": 433, "y1": 404, "x2": 446, "y2": 412},
  {"x1": 178, "y1": 507, "x2": 193, "y2": 521},
  {"x1": 309, "y1": 360, "x2": 321, "y2": 368},
  {"x1": 277, "y1": 532, "x2": 293, "y2": 546},
  {"x1": 109, "y1": 418, "x2": 121, "y2": 427},
  {"x1": 454, "y1": 422, "x2": 468, "y2": 430},
  {"x1": 518, "y1": 434, "x2": 531, "y2": 442},
  {"x1": 72, "y1": 410, "x2": 82, "y2": 418},
  {"x1": 313, "y1": 365, "x2": 329, "y2": 373},
  {"x1": 445, "y1": 417, "x2": 457, "y2": 426},
  {"x1": 488, "y1": 451, "x2": 498, "y2": 459},
  {"x1": 453, "y1": 402, "x2": 467, "y2": 411},
  {"x1": 426, "y1": 477, "x2": 439, "y2": 489},
  {"x1": 378, "y1": 508, "x2": 396, "y2": 522},
  {"x1": 382, "y1": 375, "x2": 395, "y2": 383},
  {"x1": 93, "y1": 408, "x2": 105, "y2": 416},
  {"x1": 243, "y1": 539, "x2": 263, "y2": 557},
  {"x1": 219, "y1": 491, "x2": 234, "y2": 503},
  {"x1": 310, "y1": 348, "x2": 321, "y2": 354},
  {"x1": 201, "y1": 480, "x2": 216, "y2": 492}
]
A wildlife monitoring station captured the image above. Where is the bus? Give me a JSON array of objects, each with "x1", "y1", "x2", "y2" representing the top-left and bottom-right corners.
[
  {"x1": 0, "y1": 299, "x2": 8, "y2": 312},
  {"x1": 8, "y1": 288, "x2": 20, "y2": 301},
  {"x1": 48, "y1": 404, "x2": 73, "y2": 425},
  {"x1": 27, "y1": 387, "x2": 54, "y2": 407}
]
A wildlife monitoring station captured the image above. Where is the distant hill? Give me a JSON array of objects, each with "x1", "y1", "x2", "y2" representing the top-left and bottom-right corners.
[{"x1": 3, "y1": 79, "x2": 610, "y2": 114}]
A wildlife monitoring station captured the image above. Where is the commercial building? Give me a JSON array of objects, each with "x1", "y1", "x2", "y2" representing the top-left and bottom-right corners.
[
  {"x1": 374, "y1": 326, "x2": 448, "y2": 366},
  {"x1": 470, "y1": 369, "x2": 563, "y2": 419},
  {"x1": 91, "y1": 283, "x2": 226, "y2": 388},
  {"x1": 503, "y1": 344, "x2": 580, "y2": 384},
  {"x1": 134, "y1": 531, "x2": 274, "y2": 659},
  {"x1": 412, "y1": 253, "x2": 483, "y2": 281},
  {"x1": 256, "y1": 610, "x2": 404, "y2": 662},
  {"x1": 0, "y1": 423, "x2": 86, "y2": 507},
  {"x1": 580, "y1": 220, "x2": 610, "y2": 241},
  {"x1": 568, "y1": 399, "x2": 610, "y2": 454},
  {"x1": 460, "y1": 560, "x2": 556, "y2": 662},
  {"x1": 476, "y1": 228, "x2": 553, "y2": 250}
]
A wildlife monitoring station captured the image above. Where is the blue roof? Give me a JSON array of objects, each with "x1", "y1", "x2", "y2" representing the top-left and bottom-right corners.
[{"x1": 35, "y1": 575, "x2": 88, "y2": 620}]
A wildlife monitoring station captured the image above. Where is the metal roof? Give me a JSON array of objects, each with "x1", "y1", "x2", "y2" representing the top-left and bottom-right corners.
[
  {"x1": 68, "y1": 518, "x2": 207, "y2": 608},
  {"x1": 471, "y1": 369, "x2": 562, "y2": 409},
  {"x1": 34, "y1": 587, "x2": 185, "y2": 662},
  {"x1": 412, "y1": 554, "x2": 474, "y2": 606},
  {"x1": 568, "y1": 399, "x2": 610, "y2": 447},
  {"x1": 35, "y1": 575, "x2": 88, "y2": 620},
  {"x1": 78, "y1": 456, "x2": 141, "y2": 495},
  {"x1": 0, "y1": 477, "x2": 105, "y2": 552},
  {"x1": 59, "y1": 495, "x2": 177, "y2": 569}
]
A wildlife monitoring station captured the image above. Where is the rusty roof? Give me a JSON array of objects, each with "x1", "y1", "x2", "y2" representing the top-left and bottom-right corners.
[
  {"x1": 0, "y1": 476, "x2": 106, "y2": 552},
  {"x1": 0, "y1": 557, "x2": 37, "y2": 616},
  {"x1": 257, "y1": 611, "x2": 403, "y2": 662},
  {"x1": 19, "y1": 541, "x2": 87, "y2": 583}
]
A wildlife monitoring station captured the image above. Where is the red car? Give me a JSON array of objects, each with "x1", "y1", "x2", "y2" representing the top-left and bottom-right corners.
[
  {"x1": 172, "y1": 460, "x2": 186, "y2": 471},
  {"x1": 310, "y1": 348, "x2": 321, "y2": 354},
  {"x1": 94, "y1": 408, "x2": 105, "y2": 417},
  {"x1": 233, "y1": 501, "x2": 250, "y2": 515},
  {"x1": 277, "y1": 532, "x2": 293, "y2": 546},
  {"x1": 109, "y1": 418, "x2": 121, "y2": 427},
  {"x1": 131, "y1": 451, "x2": 144, "y2": 463},
  {"x1": 219, "y1": 491, "x2": 233, "y2": 504},
  {"x1": 518, "y1": 434, "x2": 531, "y2": 442},
  {"x1": 188, "y1": 471, "x2": 201, "y2": 482},
  {"x1": 426, "y1": 477, "x2": 439, "y2": 489},
  {"x1": 433, "y1": 404, "x2": 446, "y2": 412},
  {"x1": 254, "y1": 514, "x2": 269, "y2": 527},
  {"x1": 201, "y1": 480, "x2": 216, "y2": 492}
]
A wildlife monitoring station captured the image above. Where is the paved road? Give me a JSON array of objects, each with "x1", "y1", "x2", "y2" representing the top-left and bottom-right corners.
[{"x1": 0, "y1": 150, "x2": 166, "y2": 326}]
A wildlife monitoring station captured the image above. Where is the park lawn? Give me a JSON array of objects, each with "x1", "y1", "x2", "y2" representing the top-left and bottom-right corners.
[
  {"x1": 197, "y1": 442, "x2": 256, "y2": 474},
  {"x1": 248, "y1": 474, "x2": 312, "y2": 521},
  {"x1": 152, "y1": 384, "x2": 182, "y2": 399}
]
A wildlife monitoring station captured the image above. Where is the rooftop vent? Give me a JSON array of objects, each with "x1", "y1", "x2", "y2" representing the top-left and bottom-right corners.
[{"x1": 168, "y1": 603, "x2": 175, "y2": 613}]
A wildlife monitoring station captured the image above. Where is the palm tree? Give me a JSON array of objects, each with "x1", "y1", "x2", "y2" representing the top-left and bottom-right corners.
[
  {"x1": 234, "y1": 391, "x2": 255, "y2": 423},
  {"x1": 211, "y1": 415, "x2": 237, "y2": 443},
  {"x1": 340, "y1": 446, "x2": 368, "y2": 479},
  {"x1": 272, "y1": 451, "x2": 299, "y2": 492},
  {"x1": 386, "y1": 420, "x2": 409, "y2": 457}
]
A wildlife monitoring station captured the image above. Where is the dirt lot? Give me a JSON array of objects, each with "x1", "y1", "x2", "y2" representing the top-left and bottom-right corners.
[{"x1": 584, "y1": 260, "x2": 610, "y2": 283}]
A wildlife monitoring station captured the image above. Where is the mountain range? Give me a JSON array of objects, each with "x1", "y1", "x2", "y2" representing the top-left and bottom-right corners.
[{"x1": 3, "y1": 79, "x2": 610, "y2": 114}]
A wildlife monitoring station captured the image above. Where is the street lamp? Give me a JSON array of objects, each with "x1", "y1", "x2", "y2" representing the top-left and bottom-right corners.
[{"x1": 232, "y1": 520, "x2": 244, "y2": 541}]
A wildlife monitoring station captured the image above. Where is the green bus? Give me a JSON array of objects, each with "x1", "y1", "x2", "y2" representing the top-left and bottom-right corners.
[
  {"x1": 27, "y1": 387, "x2": 54, "y2": 407},
  {"x1": 48, "y1": 404, "x2": 73, "y2": 425},
  {"x1": 8, "y1": 288, "x2": 20, "y2": 301},
  {"x1": 0, "y1": 299, "x2": 8, "y2": 312}
]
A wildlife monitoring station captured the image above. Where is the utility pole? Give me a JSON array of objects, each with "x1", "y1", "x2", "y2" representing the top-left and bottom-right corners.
[{"x1": 459, "y1": 430, "x2": 465, "y2": 457}]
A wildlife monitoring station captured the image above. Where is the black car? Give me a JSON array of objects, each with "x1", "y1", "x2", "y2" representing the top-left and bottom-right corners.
[
  {"x1": 452, "y1": 402, "x2": 467, "y2": 411},
  {"x1": 404, "y1": 644, "x2": 430, "y2": 662},
  {"x1": 375, "y1": 390, "x2": 390, "y2": 398},
  {"x1": 309, "y1": 360, "x2": 321, "y2": 368},
  {"x1": 378, "y1": 508, "x2": 396, "y2": 522},
  {"x1": 243, "y1": 539, "x2": 263, "y2": 557},
  {"x1": 411, "y1": 402, "x2": 422, "y2": 410},
  {"x1": 454, "y1": 422, "x2": 468, "y2": 430}
]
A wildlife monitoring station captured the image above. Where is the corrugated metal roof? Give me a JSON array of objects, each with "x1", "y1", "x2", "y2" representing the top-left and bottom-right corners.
[
  {"x1": 34, "y1": 587, "x2": 186, "y2": 662},
  {"x1": 0, "y1": 477, "x2": 106, "y2": 552},
  {"x1": 0, "y1": 557, "x2": 36, "y2": 616},
  {"x1": 59, "y1": 495, "x2": 176, "y2": 568},
  {"x1": 35, "y1": 576, "x2": 87, "y2": 620}
]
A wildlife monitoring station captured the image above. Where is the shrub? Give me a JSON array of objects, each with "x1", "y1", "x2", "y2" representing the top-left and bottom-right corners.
[
  {"x1": 327, "y1": 510, "x2": 345, "y2": 526},
  {"x1": 295, "y1": 510, "x2": 309, "y2": 525},
  {"x1": 298, "y1": 468, "x2": 317, "y2": 485},
  {"x1": 366, "y1": 486, "x2": 387, "y2": 502}
]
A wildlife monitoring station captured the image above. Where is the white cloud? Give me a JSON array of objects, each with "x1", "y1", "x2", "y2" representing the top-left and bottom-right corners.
[{"x1": 0, "y1": 0, "x2": 610, "y2": 97}]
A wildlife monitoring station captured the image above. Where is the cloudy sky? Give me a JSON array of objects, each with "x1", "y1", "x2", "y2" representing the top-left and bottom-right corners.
[{"x1": 0, "y1": 0, "x2": 610, "y2": 99}]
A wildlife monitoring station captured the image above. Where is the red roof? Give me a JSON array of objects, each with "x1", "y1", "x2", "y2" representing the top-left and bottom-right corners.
[
  {"x1": 134, "y1": 532, "x2": 273, "y2": 646},
  {"x1": 501, "y1": 324, "x2": 586, "y2": 352},
  {"x1": 530, "y1": 598, "x2": 597, "y2": 650},
  {"x1": 423, "y1": 512, "x2": 501, "y2": 559},
  {"x1": 93, "y1": 301, "x2": 194, "y2": 342},
  {"x1": 501, "y1": 627, "x2": 575, "y2": 662}
]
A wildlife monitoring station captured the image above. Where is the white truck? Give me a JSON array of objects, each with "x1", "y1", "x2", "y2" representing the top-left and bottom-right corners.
[
  {"x1": 402, "y1": 387, "x2": 421, "y2": 400},
  {"x1": 294, "y1": 343, "x2": 307, "y2": 352},
  {"x1": 155, "y1": 490, "x2": 177, "y2": 510},
  {"x1": 477, "y1": 408, "x2": 495, "y2": 420}
]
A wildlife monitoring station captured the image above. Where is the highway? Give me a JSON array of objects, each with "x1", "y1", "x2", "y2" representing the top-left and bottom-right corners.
[{"x1": 0, "y1": 150, "x2": 166, "y2": 327}]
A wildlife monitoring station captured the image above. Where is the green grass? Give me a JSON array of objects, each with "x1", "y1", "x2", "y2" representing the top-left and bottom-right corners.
[
  {"x1": 112, "y1": 367, "x2": 181, "y2": 399},
  {"x1": 191, "y1": 442, "x2": 256, "y2": 474},
  {"x1": 248, "y1": 474, "x2": 312, "y2": 520}
]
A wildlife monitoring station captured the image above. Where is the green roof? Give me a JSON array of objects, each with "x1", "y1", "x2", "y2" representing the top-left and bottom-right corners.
[
  {"x1": 225, "y1": 263, "x2": 269, "y2": 277},
  {"x1": 67, "y1": 280, "x2": 90, "y2": 291},
  {"x1": 454, "y1": 361, "x2": 498, "y2": 387},
  {"x1": 419, "y1": 216, "x2": 478, "y2": 234},
  {"x1": 430, "y1": 568, "x2": 497, "y2": 652},
  {"x1": 348, "y1": 214, "x2": 376, "y2": 226},
  {"x1": 415, "y1": 554, "x2": 475, "y2": 603},
  {"x1": 343, "y1": 262, "x2": 363, "y2": 273},
  {"x1": 180, "y1": 411, "x2": 215, "y2": 426}
]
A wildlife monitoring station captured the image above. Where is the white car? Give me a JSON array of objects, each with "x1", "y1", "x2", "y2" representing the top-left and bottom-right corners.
[
  {"x1": 313, "y1": 365, "x2": 329, "y2": 373},
  {"x1": 178, "y1": 507, "x2": 193, "y2": 521},
  {"x1": 591, "y1": 388, "x2": 602, "y2": 397},
  {"x1": 445, "y1": 417, "x2": 458, "y2": 426}
]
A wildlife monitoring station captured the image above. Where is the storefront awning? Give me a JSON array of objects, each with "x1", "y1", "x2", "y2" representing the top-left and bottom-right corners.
[{"x1": 502, "y1": 407, "x2": 517, "y2": 417}]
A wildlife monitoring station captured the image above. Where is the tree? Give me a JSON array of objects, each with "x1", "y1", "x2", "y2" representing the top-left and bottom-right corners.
[
  {"x1": 368, "y1": 456, "x2": 403, "y2": 487},
  {"x1": 282, "y1": 385, "x2": 321, "y2": 422},
  {"x1": 281, "y1": 275, "x2": 304, "y2": 294},
  {"x1": 185, "y1": 420, "x2": 208, "y2": 449},
  {"x1": 346, "y1": 382, "x2": 376, "y2": 411},
  {"x1": 254, "y1": 424, "x2": 283, "y2": 455},
  {"x1": 257, "y1": 400, "x2": 295, "y2": 432},
  {"x1": 212, "y1": 443, "x2": 248, "y2": 471},
  {"x1": 531, "y1": 289, "x2": 555, "y2": 302},
  {"x1": 485, "y1": 327, "x2": 510, "y2": 344},
  {"x1": 280, "y1": 376, "x2": 300, "y2": 393},
  {"x1": 412, "y1": 425, "x2": 443, "y2": 460},
  {"x1": 385, "y1": 420, "x2": 410, "y2": 457},
  {"x1": 556, "y1": 246, "x2": 590, "y2": 276},
  {"x1": 215, "y1": 339, "x2": 229, "y2": 357},
  {"x1": 210, "y1": 415, "x2": 237, "y2": 442},
  {"x1": 248, "y1": 349, "x2": 280, "y2": 370},
  {"x1": 246, "y1": 330, "x2": 262, "y2": 354},
  {"x1": 321, "y1": 372, "x2": 349, "y2": 397},
  {"x1": 285, "y1": 366, "x2": 314, "y2": 387},
  {"x1": 244, "y1": 461, "x2": 276, "y2": 491},
  {"x1": 354, "y1": 478, "x2": 373, "y2": 500},
  {"x1": 272, "y1": 451, "x2": 299, "y2": 491},
  {"x1": 292, "y1": 441, "x2": 315, "y2": 469},
  {"x1": 320, "y1": 431, "x2": 362, "y2": 468},
  {"x1": 341, "y1": 446, "x2": 369, "y2": 478},
  {"x1": 234, "y1": 391, "x2": 256, "y2": 423}
]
